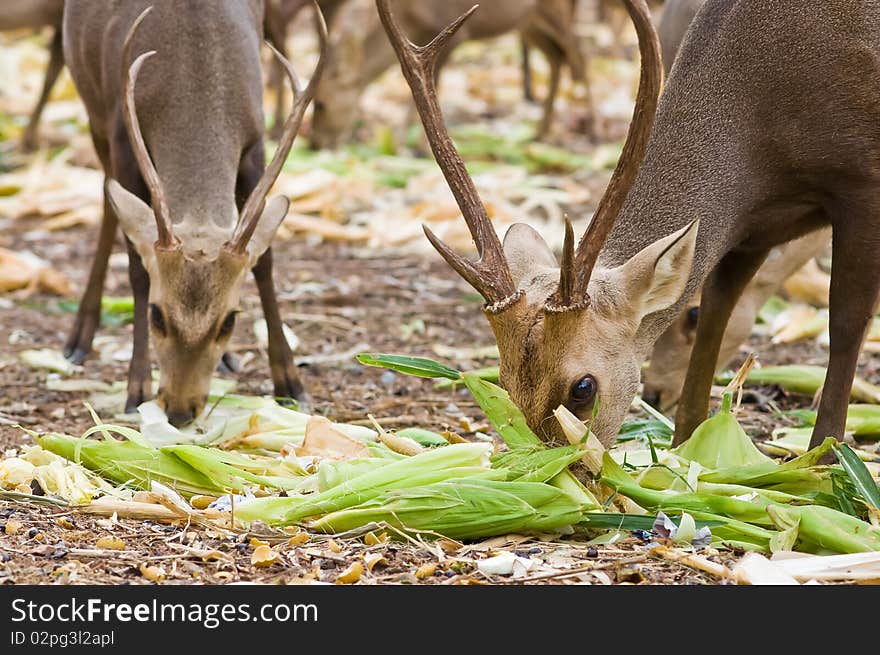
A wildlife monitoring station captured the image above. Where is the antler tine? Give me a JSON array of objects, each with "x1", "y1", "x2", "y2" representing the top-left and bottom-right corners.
[
  {"x1": 228, "y1": 0, "x2": 329, "y2": 255},
  {"x1": 377, "y1": 0, "x2": 517, "y2": 306},
  {"x1": 121, "y1": 6, "x2": 177, "y2": 249},
  {"x1": 567, "y1": 0, "x2": 662, "y2": 302},
  {"x1": 547, "y1": 216, "x2": 576, "y2": 310}
]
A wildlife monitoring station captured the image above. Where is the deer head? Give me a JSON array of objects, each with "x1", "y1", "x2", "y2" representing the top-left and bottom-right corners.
[
  {"x1": 108, "y1": 6, "x2": 327, "y2": 426},
  {"x1": 379, "y1": 0, "x2": 697, "y2": 445}
]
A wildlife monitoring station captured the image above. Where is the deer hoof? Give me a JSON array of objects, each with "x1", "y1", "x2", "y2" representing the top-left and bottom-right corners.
[
  {"x1": 217, "y1": 352, "x2": 241, "y2": 374},
  {"x1": 64, "y1": 345, "x2": 90, "y2": 365}
]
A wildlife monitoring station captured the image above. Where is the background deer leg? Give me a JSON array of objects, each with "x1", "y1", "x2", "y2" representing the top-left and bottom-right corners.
[
  {"x1": 520, "y1": 35, "x2": 535, "y2": 102},
  {"x1": 536, "y1": 48, "x2": 561, "y2": 140},
  {"x1": 673, "y1": 247, "x2": 769, "y2": 445},
  {"x1": 124, "y1": 237, "x2": 152, "y2": 412},
  {"x1": 237, "y1": 141, "x2": 306, "y2": 402},
  {"x1": 252, "y1": 247, "x2": 306, "y2": 401},
  {"x1": 20, "y1": 28, "x2": 64, "y2": 153},
  {"x1": 64, "y1": 171, "x2": 118, "y2": 364},
  {"x1": 810, "y1": 218, "x2": 880, "y2": 448}
]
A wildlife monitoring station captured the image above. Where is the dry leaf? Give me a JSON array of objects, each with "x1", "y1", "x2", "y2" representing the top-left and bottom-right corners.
[
  {"x1": 336, "y1": 561, "x2": 364, "y2": 584},
  {"x1": 363, "y1": 553, "x2": 387, "y2": 572},
  {"x1": 296, "y1": 416, "x2": 370, "y2": 460},
  {"x1": 363, "y1": 531, "x2": 388, "y2": 546},
  {"x1": 0, "y1": 247, "x2": 71, "y2": 296},
  {"x1": 287, "y1": 530, "x2": 310, "y2": 546},
  {"x1": 327, "y1": 539, "x2": 342, "y2": 554},
  {"x1": 5, "y1": 519, "x2": 23, "y2": 535},
  {"x1": 95, "y1": 536, "x2": 126, "y2": 550},
  {"x1": 415, "y1": 562, "x2": 437, "y2": 579},
  {"x1": 139, "y1": 563, "x2": 166, "y2": 582},
  {"x1": 251, "y1": 545, "x2": 280, "y2": 568}
]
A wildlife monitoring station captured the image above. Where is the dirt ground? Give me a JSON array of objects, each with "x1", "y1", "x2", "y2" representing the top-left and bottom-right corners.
[{"x1": 1, "y1": 5, "x2": 878, "y2": 586}]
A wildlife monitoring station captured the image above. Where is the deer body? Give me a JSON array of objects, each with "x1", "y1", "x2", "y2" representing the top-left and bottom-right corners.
[
  {"x1": 63, "y1": 0, "x2": 325, "y2": 425},
  {"x1": 385, "y1": 0, "x2": 880, "y2": 453},
  {"x1": 2, "y1": 0, "x2": 65, "y2": 151},
  {"x1": 657, "y1": 0, "x2": 703, "y2": 75},
  {"x1": 310, "y1": 0, "x2": 585, "y2": 147}
]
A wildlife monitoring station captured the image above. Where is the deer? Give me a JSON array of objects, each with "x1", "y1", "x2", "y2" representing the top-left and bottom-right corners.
[
  {"x1": 657, "y1": 0, "x2": 703, "y2": 76},
  {"x1": 2, "y1": 0, "x2": 64, "y2": 152},
  {"x1": 380, "y1": 0, "x2": 880, "y2": 453},
  {"x1": 263, "y1": 0, "x2": 347, "y2": 138},
  {"x1": 62, "y1": 0, "x2": 327, "y2": 427},
  {"x1": 642, "y1": 229, "x2": 831, "y2": 411},
  {"x1": 309, "y1": 0, "x2": 586, "y2": 149}
]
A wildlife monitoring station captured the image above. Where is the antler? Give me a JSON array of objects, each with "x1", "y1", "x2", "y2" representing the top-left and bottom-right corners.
[
  {"x1": 376, "y1": 0, "x2": 519, "y2": 308},
  {"x1": 226, "y1": 0, "x2": 329, "y2": 255},
  {"x1": 121, "y1": 6, "x2": 178, "y2": 250},
  {"x1": 552, "y1": 0, "x2": 663, "y2": 310}
]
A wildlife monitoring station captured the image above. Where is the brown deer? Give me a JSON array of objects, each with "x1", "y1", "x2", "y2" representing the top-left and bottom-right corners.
[
  {"x1": 263, "y1": 0, "x2": 347, "y2": 138},
  {"x1": 309, "y1": 0, "x2": 586, "y2": 148},
  {"x1": 62, "y1": 1, "x2": 327, "y2": 426},
  {"x1": 2, "y1": 0, "x2": 64, "y2": 151},
  {"x1": 657, "y1": 0, "x2": 703, "y2": 75},
  {"x1": 642, "y1": 229, "x2": 831, "y2": 411},
  {"x1": 382, "y1": 0, "x2": 879, "y2": 453}
]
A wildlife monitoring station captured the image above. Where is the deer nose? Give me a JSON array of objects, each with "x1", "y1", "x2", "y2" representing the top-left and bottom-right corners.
[
  {"x1": 166, "y1": 407, "x2": 196, "y2": 428},
  {"x1": 642, "y1": 390, "x2": 662, "y2": 409}
]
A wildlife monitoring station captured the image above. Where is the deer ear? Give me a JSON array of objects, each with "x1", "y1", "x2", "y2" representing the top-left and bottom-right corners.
[
  {"x1": 503, "y1": 223, "x2": 558, "y2": 288},
  {"x1": 618, "y1": 220, "x2": 699, "y2": 320},
  {"x1": 245, "y1": 195, "x2": 289, "y2": 266},
  {"x1": 106, "y1": 179, "x2": 157, "y2": 259}
]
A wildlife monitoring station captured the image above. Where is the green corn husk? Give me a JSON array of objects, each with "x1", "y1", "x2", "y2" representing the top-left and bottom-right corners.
[
  {"x1": 785, "y1": 405, "x2": 880, "y2": 439},
  {"x1": 491, "y1": 445, "x2": 585, "y2": 482},
  {"x1": 161, "y1": 445, "x2": 305, "y2": 492},
  {"x1": 434, "y1": 366, "x2": 499, "y2": 389},
  {"x1": 461, "y1": 372, "x2": 542, "y2": 449},
  {"x1": 722, "y1": 365, "x2": 880, "y2": 404},
  {"x1": 767, "y1": 504, "x2": 880, "y2": 554},
  {"x1": 395, "y1": 428, "x2": 450, "y2": 448},
  {"x1": 235, "y1": 442, "x2": 497, "y2": 525},
  {"x1": 355, "y1": 353, "x2": 462, "y2": 380},
  {"x1": 37, "y1": 433, "x2": 224, "y2": 498},
  {"x1": 833, "y1": 443, "x2": 880, "y2": 511},
  {"x1": 674, "y1": 394, "x2": 773, "y2": 469},
  {"x1": 601, "y1": 453, "x2": 776, "y2": 526},
  {"x1": 307, "y1": 478, "x2": 591, "y2": 539}
]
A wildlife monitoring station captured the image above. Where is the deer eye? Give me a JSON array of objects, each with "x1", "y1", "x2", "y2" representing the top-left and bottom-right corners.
[
  {"x1": 570, "y1": 375, "x2": 598, "y2": 406},
  {"x1": 686, "y1": 306, "x2": 700, "y2": 329},
  {"x1": 149, "y1": 304, "x2": 166, "y2": 336},
  {"x1": 217, "y1": 311, "x2": 236, "y2": 340}
]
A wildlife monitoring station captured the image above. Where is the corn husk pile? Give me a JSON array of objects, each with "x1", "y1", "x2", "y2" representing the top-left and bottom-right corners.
[{"x1": 6, "y1": 353, "x2": 877, "y2": 583}]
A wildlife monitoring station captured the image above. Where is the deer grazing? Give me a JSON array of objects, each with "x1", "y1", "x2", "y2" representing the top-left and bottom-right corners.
[
  {"x1": 3, "y1": 0, "x2": 64, "y2": 151},
  {"x1": 310, "y1": 0, "x2": 586, "y2": 148},
  {"x1": 642, "y1": 229, "x2": 831, "y2": 411},
  {"x1": 382, "y1": 0, "x2": 878, "y2": 453},
  {"x1": 62, "y1": 1, "x2": 327, "y2": 426}
]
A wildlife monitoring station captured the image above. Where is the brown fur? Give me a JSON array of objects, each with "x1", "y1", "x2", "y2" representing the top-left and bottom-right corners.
[
  {"x1": 309, "y1": 0, "x2": 586, "y2": 147},
  {"x1": 63, "y1": 0, "x2": 314, "y2": 425}
]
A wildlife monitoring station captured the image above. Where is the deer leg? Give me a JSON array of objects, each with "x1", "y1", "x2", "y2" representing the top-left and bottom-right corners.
[
  {"x1": 673, "y1": 248, "x2": 769, "y2": 446},
  {"x1": 237, "y1": 141, "x2": 305, "y2": 401},
  {"x1": 536, "y1": 51, "x2": 561, "y2": 140},
  {"x1": 521, "y1": 35, "x2": 535, "y2": 103},
  {"x1": 252, "y1": 247, "x2": 306, "y2": 401},
  {"x1": 20, "y1": 28, "x2": 64, "y2": 153},
  {"x1": 268, "y1": 56, "x2": 287, "y2": 141},
  {"x1": 124, "y1": 238, "x2": 152, "y2": 412},
  {"x1": 810, "y1": 223, "x2": 880, "y2": 449},
  {"x1": 64, "y1": 181, "x2": 118, "y2": 364}
]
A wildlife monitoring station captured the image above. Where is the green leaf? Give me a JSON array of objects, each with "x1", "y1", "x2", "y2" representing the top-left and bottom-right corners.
[
  {"x1": 356, "y1": 353, "x2": 461, "y2": 380},
  {"x1": 461, "y1": 373, "x2": 543, "y2": 449},
  {"x1": 834, "y1": 443, "x2": 880, "y2": 511}
]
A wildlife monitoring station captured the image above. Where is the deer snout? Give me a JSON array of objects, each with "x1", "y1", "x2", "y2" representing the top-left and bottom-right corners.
[
  {"x1": 642, "y1": 389, "x2": 662, "y2": 410},
  {"x1": 166, "y1": 405, "x2": 197, "y2": 428}
]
